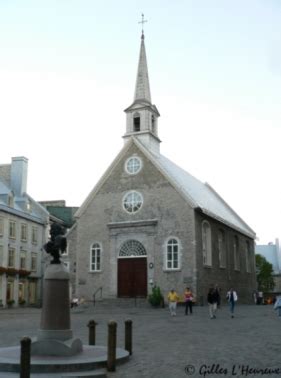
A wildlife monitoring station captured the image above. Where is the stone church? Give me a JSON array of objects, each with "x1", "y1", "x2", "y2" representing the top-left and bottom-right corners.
[{"x1": 68, "y1": 32, "x2": 256, "y2": 304}]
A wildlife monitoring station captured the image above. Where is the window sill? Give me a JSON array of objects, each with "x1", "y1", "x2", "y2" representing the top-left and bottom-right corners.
[
  {"x1": 163, "y1": 268, "x2": 181, "y2": 272},
  {"x1": 89, "y1": 270, "x2": 102, "y2": 274}
]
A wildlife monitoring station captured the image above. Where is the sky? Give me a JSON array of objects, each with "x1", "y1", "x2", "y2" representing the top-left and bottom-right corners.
[{"x1": 0, "y1": 0, "x2": 280, "y2": 244}]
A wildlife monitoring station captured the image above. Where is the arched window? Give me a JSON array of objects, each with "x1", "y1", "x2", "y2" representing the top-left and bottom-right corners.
[
  {"x1": 202, "y1": 221, "x2": 212, "y2": 266},
  {"x1": 133, "y1": 112, "x2": 141, "y2": 132},
  {"x1": 246, "y1": 240, "x2": 251, "y2": 273},
  {"x1": 165, "y1": 238, "x2": 180, "y2": 270},
  {"x1": 119, "y1": 240, "x2": 146, "y2": 257},
  {"x1": 218, "y1": 229, "x2": 226, "y2": 268},
  {"x1": 233, "y1": 236, "x2": 240, "y2": 271},
  {"x1": 90, "y1": 243, "x2": 102, "y2": 272}
]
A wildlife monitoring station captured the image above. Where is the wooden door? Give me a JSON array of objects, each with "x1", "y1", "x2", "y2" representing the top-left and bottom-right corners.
[{"x1": 118, "y1": 258, "x2": 147, "y2": 297}]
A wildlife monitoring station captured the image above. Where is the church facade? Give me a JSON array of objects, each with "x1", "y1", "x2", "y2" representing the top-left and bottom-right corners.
[{"x1": 69, "y1": 33, "x2": 256, "y2": 304}]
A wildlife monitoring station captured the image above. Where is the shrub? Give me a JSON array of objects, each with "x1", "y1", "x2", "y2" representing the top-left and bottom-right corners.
[{"x1": 148, "y1": 286, "x2": 164, "y2": 307}]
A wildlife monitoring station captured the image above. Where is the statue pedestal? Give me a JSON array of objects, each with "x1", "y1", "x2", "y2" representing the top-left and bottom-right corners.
[{"x1": 31, "y1": 264, "x2": 83, "y2": 356}]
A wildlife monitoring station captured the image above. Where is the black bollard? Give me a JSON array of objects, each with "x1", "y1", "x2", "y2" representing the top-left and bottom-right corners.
[
  {"x1": 125, "y1": 319, "x2": 133, "y2": 355},
  {"x1": 20, "y1": 336, "x2": 31, "y2": 378},
  {"x1": 88, "y1": 319, "x2": 98, "y2": 345},
  {"x1": 107, "y1": 320, "x2": 117, "y2": 372}
]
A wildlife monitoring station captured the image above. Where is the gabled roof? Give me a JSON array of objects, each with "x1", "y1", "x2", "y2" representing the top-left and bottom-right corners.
[
  {"x1": 0, "y1": 180, "x2": 10, "y2": 195},
  {"x1": 134, "y1": 138, "x2": 255, "y2": 238},
  {"x1": 75, "y1": 137, "x2": 255, "y2": 239}
]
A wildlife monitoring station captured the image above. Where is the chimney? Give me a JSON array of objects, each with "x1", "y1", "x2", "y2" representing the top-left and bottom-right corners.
[{"x1": 10, "y1": 157, "x2": 28, "y2": 196}]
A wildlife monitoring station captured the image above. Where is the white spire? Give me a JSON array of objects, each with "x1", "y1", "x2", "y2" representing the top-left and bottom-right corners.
[
  {"x1": 134, "y1": 34, "x2": 151, "y2": 103},
  {"x1": 123, "y1": 28, "x2": 161, "y2": 154}
]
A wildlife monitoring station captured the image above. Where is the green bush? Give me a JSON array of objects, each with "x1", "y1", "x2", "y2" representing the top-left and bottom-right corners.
[{"x1": 148, "y1": 286, "x2": 164, "y2": 307}]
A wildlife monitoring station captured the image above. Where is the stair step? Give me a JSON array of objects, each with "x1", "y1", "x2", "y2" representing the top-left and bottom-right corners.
[{"x1": 93, "y1": 298, "x2": 149, "y2": 307}]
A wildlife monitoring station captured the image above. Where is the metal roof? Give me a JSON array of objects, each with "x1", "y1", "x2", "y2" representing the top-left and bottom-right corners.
[{"x1": 135, "y1": 138, "x2": 256, "y2": 238}]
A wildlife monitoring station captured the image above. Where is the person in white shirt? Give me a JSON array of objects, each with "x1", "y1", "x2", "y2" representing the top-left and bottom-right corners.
[
  {"x1": 274, "y1": 295, "x2": 281, "y2": 317},
  {"x1": 226, "y1": 288, "x2": 238, "y2": 318}
]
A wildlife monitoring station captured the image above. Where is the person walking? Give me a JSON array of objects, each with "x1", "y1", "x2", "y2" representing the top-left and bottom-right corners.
[
  {"x1": 184, "y1": 287, "x2": 193, "y2": 315},
  {"x1": 167, "y1": 289, "x2": 179, "y2": 316},
  {"x1": 274, "y1": 295, "x2": 281, "y2": 317},
  {"x1": 226, "y1": 288, "x2": 238, "y2": 318},
  {"x1": 213, "y1": 284, "x2": 221, "y2": 309},
  {"x1": 207, "y1": 288, "x2": 217, "y2": 319}
]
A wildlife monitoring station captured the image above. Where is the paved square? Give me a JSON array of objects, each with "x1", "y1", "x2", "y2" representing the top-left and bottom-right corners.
[{"x1": 0, "y1": 303, "x2": 280, "y2": 377}]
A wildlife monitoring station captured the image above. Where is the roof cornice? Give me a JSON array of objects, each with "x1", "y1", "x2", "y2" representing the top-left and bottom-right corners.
[
  {"x1": 122, "y1": 130, "x2": 161, "y2": 143},
  {"x1": 0, "y1": 204, "x2": 47, "y2": 225}
]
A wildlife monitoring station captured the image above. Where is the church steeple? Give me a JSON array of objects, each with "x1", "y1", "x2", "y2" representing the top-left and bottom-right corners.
[
  {"x1": 134, "y1": 33, "x2": 151, "y2": 103},
  {"x1": 123, "y1": 24, "x2": 161, "y2": 154}
]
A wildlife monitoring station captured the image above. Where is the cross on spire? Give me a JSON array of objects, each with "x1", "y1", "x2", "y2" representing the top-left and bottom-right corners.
[{"x1": 138, "y1": 13, "x2": 147, "y2": 39}]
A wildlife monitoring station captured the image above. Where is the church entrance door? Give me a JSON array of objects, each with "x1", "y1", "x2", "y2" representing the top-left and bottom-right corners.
[
  {"x1": 117, "y1": 240, "x2": 147, "y2": 298},
  {"x1": 118, "y1": 258, "x2": 147, "y2": 297}
]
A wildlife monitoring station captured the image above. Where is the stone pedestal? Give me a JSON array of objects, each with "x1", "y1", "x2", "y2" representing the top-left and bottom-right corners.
[{"x1": 31, "y1": 263, "x2": 83, "y2": 356}]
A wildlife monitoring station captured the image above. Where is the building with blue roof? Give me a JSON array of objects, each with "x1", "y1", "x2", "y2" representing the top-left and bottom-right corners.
[{"x1": 0, "y1": 157, "x2": 49, "y2": 307}]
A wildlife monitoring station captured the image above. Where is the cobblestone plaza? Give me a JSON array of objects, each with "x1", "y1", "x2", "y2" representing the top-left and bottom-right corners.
[{"x1": 0, "y1": 303, "x2": 280, "y2": 377}]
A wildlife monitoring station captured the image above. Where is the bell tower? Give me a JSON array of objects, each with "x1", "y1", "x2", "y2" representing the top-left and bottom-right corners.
[{"x1": 123, "y1": 20, "x2": 161, "y2": 153}]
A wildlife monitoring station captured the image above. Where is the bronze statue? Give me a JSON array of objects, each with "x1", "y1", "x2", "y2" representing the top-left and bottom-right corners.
[{"x1": 44, "y1": 223, "x2": 67, "y2": 264}]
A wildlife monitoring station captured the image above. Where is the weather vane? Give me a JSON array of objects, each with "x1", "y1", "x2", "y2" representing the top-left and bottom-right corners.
[{"x1": 138, "y1": 13, "x2": 147, "y2": 38}]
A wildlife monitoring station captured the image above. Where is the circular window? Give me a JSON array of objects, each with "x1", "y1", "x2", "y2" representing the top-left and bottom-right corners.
[
  {"x1": 123, "y1": 191, "x2": 143, "y2": 213},
  {"x1": 125, "y1": 156, "x2": 142, "y2": 175}
]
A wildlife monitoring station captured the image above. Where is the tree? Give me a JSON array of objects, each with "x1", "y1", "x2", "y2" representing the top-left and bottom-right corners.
[{"x1": 255, "y1": 254, "x2": 275, "y2": 292}]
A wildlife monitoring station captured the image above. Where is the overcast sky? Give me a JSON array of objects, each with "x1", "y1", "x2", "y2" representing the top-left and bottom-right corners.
[{"x1": 0, "y1": 0, "x2": 280, "y2": 244}]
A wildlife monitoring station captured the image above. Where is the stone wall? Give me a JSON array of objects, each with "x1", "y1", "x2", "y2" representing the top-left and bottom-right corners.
[
  {"x1": 70, "y1": 141, "x2": 256, "y2": 304},
  {"x1": 195, "y1": 210, "x2": 257, "y2": 304},
  {"x1": 74, "y1": 143, "x2": 196, "y2": 301}
]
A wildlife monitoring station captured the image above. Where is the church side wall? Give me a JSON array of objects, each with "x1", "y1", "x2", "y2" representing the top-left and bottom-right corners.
[
  {"x1": 195, "y1": 211, "x2": 256, "y2": 304},
  {"x1": 74, "y1": 144, "x2": 197, "y2": 301}
]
